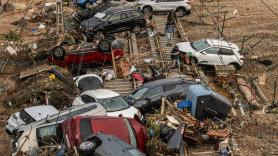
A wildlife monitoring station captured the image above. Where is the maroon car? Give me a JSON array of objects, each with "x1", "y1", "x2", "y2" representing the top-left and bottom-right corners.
[
  {"x1": 62, "y1": 116, "x2": 147, "y2": 152},
  {"x1": 48, "y1": 45, "x2": 124, "y2": 68}
]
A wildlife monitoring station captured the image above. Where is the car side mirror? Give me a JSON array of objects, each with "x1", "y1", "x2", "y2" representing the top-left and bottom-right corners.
[{"x1": 200, "y1": 51, "x2": 207, "y2": 55}]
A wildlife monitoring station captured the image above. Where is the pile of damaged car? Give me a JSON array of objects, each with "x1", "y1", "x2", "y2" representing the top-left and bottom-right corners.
[{"x1": 4, "y1": 0, "x2": 275, "y2": 155}]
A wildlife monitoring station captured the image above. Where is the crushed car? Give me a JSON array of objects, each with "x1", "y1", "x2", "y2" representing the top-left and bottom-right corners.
[
  {"x1": 124, "y1": 78, "x2": 195, "y2": 114},
  {"x1": 6, "y1": 105, "x2": 58, "y2": 135},
  {"x1": 72, "y1": 89, "x2": 141, "y2": 118},
  {"x1": 78, "y1": 133, "x2": 145, "y2": 156},
  {"x1": 62, "y1": 116, "x2": 147, "y2": 152}
]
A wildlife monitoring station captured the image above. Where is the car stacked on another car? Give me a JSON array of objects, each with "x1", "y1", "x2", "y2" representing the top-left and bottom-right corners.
[
  {"x1": 138, "y1": 0, "x2": 192, "y2": 17},
  {"x1": 72, "y1": 89, "x2": 141, "y2": 119},
  {"x1": 125, "y1": 78, "x2": 195, "y2": 113},
  {"x1": 176, "y1": 39, "x2": 244, "y2": 69},
  {"x1": 80, "y1": 7, "x2": 146, "y2": 40}
]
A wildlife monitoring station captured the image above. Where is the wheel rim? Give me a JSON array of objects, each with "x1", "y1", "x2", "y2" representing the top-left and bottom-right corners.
[
  {"x1": 176, "y1": 9, "x2": 184, "y2": 17},
  {"x1": 54, "y1": 48, "x2": 63, "y2": 57},
  {"x1": 100, "y1": 41, "x2": 109, "y2": 51},
  {"x1": 134, "y1": 26, "x2": 141, "y2": 34},
  {"x1": 80, "y1": 142, "x2": 95, "y2": 150},
  {"x1": 143, "y1": 7, "x2": 151, "y2": 14},
  {"x1": 94, "y1": 32, "x2": 103, "y2": 40}
]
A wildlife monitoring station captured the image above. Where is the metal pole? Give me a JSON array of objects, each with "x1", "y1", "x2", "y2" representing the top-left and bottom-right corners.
[{"x1": 111, "y1": 45, "x2": 117, "y2": 78}]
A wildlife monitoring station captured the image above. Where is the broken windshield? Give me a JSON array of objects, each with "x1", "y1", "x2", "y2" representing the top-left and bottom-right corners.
[
  {"x1": 97, "y1": 96, "x2": 130, "y2": 112},
  {"x1": 191, "y1": 39, "x2": 211, "y2": 51},
  {"x1": 94, "y1": 12, "x2": 111, "y2": 22}
]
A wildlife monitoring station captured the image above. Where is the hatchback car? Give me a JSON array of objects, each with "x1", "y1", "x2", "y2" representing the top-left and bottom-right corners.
[
  {"x1": 138, "y1": 0, "x2": 192, "y2": 17},
  {"x1": 125, "y1": 78, "x2": 195, "y2": 113},
  {"x1": 6, "y1": 105, "x2": 58, "y2": 135},
  {"x1": 80, "y1": 7, "x2": 146, "y2": 40},
  {"x1": 176, "y1": 39, "x2": 244, "y2": 69},
  {"x1": 72, "y1": 89, "x2": 141, "y2": 118},
  {"x1": 62, "y1": 116, "x2": 147, "y2": 152}
]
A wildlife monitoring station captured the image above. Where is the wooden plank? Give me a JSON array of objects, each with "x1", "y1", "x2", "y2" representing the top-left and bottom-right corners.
[{"x1": 20, "y1": 64, "x2": 52, "y2": 79}]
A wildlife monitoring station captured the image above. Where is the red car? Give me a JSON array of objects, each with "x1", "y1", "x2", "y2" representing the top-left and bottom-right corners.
[
  {"x1": 48, "y1": 46, "x2": 124, "y2": 67},
  {"x1": 62, "y1": 116, "x2": 147, "y2": 152}
]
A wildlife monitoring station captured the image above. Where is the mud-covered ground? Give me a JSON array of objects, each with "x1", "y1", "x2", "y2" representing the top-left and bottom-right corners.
[{"x1": 181, "y1": 0, "x2": 278, "y2": 155}]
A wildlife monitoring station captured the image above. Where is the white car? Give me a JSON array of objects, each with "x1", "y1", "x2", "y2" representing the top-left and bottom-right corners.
[
  {"x1": 138, "y1": 0, "x2": 192, "y2": 17},
  {"x1": 11, "y1": 103, "x2": 106, "y2": 156},
  {"x1": 176, "y1": 39, "x2": 244, "y2": 69},
  {"x1": 6, "y1": 105, "x2": 58, "y2": 135},
  {"x1": 73, "y1": 89, "x2": 141, "y2": 118}
]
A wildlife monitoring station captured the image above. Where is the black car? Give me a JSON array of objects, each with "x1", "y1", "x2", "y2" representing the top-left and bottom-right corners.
[
  {"x1": 78, "y1": 133, "x2": 145, "y2": 156},
  {"x1": 124, "y1": 78, "x2": 195, "y2": 114},
  {"x1": 80, "y1": 7, "x2": 146, "y2": 40}
]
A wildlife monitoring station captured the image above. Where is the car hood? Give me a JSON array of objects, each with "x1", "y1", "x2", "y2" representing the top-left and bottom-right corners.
[
  {"x1": 107, "y1": 106, "x2": 139, "y2": 118},
  {"x1": 80, "y1": 17, "x2": 104, "y2": 30},
  {"x1": 6, "y1": 112, "x2": 24, "y2": 133},
  {"x1": 176, "y1": 42, "x2": 197, "y2": 53},
  {"x1": 138, "y1": 0, "x2": 152, "y2": 4}
]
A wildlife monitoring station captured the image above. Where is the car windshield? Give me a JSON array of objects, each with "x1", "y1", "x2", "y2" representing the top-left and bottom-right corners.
[
  {"x1": 191, "y1": 39, "x2": 211, "y2": 51},
  {"x1": 97, "y1": 96, "x2": 130, "y2": 112},
  {"x1": 19, "y1": 110, "x2": 35, "y2": 124},
  {"x1": 128, "y1": 88, "x2": 148, "y2": 100},
  {"x1": 94, "y1": 12, "x2": 112, "y2": 22}
]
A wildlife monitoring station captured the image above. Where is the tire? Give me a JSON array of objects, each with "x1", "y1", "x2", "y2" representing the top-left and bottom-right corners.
[
  {"x1": 229, "y1": 63, "x2": 241, "y2": 70},
  {"x1": 78, "y1": 141, "x2": 97, "y2": 156},
  {"x1": 190, "y1": 57, "x2": 198, "y2": 65},
  {"x1": 93, "y1": 31, "x2": 104, "y2": 41},
  {"x1": 175, "y1": 7, "x2": 186, "y2": 17},
  {"x1": 52, "y1": 46, "x2": 66, "y2": 60},
  {"x1": 104, "y1": 34, "x2": 115, "y2": 42},
  {"x1": 143, "y1": 6, "x2": 152, "y2": 14},
  {"x1": 98, "y1": 39, "x2": 111, "y2": 52},
  {"x1": 133, "y1": 25, "x2": 141, "y2": 35}
]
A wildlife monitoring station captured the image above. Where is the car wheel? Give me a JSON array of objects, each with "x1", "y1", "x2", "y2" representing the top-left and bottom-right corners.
[
  {"x1": 94, "y1": 31, "x2": 104, "y2": 41},
  {"x1": 52, "y1": 46, "x2": 66, "y2": 60},
  {"x1": 98, "y1": 39, "x2": 111, "y2": 52},
  {"x1": 190, "y1": 57, "x2": 198, "y2": 65},
  {"x1": 105, "y1": 34, "x2": 115, "y2": 42},
  {"x1": 143, "y1": 6, "x2": 152, "y2": 14},
  {"x1": 175, "y1": 8, "x2": 186, "y2": 17},
  {"x1": 229, "y1": 63, "x2": 241, "y2": 70},
  {"x1": 133, "y1": 25, "x2": 141, "y2": 35},
  {"x1": 78, "y1": 141, "x2": 97, "y2": 156}
]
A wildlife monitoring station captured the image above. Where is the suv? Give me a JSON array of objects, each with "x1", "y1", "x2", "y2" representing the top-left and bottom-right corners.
[
  {"x1": 138, "y1": 0, "x2": 192, "y2": 17},
  {"x1": 80, "y1": 7, "x2": 146, "y2": 40},
  {"x1": 176, "y1": 39, "x2": 244, "y2": 69}
]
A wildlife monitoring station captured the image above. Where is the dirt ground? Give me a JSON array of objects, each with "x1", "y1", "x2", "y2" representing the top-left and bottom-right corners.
[
  {"x1": 0, "y1": 0, "x2": 278, "y2": 155},
  {"x1": 181, "y1": 0, "x2": 278, "y2": 155}
]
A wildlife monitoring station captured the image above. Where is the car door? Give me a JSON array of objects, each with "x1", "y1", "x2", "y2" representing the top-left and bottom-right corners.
[
  {"x1": 105, "y1": 12, "x2": 126, "y2": 33},
  {"x1": 141, "y1": 85, "x2": 163, "y2": 112},
  {"x1": 163, "y1": 83, "x2": 179, "y2": 100},
  {"x1": 218, "y1": 48, "x2": 236, "y2": 65},
  {"x1": 155, "y1": 0, "x2": 169, "y2": 11},
  {"x1": 197, "y1": 47, "x2": 222, "y2": 65}
]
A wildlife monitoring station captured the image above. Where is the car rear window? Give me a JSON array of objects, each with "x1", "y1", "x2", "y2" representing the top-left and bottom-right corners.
[
  {"x1": 127, "y1": 11, "x2": 141, "y2": 18},
  {"x1": 80, "y1": 118, "x2": 93, "y2": 141},
  {"x1": 36, "y1": 124, "x2": 63, "y2": 147},
  {"x1": 20, "y1": 110, "x2": 35, "y2": 124}
]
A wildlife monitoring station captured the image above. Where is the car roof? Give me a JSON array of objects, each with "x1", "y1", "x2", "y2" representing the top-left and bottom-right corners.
[
  {"x1": 83, "y1": 89, "x2": 120, "y2": 99},
  {"x1": 24, "y1": 105, "x2": 59, "y2": 121},
  {"x1": 207, "y1": 39, "x2": 236, "y2": 49},
  {"x1": 105, "y1": 7, "x2": 139, "y2": 14},
  {"x1": 142, "y1": 78, "x2": 185, "y2": 88}
]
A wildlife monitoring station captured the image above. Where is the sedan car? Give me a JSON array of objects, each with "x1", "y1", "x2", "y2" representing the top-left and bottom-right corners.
[
  {"x1": 80, "y1": 7, "x2": 146, "y2": 40},
  {"x1": 73, "y1": 89, "x2": 141, "y2": 118},
  {"x1": 6, "y1": 105, "x2": 58, "y2": 135},
  {"x1": 62, "y1": 116, "x2": 147, "y2": 152},
  {"x1": 125, "y1": 78, "x2": 195, "y2": 113},
  {"x1": 78, "y1": 133, "x2": 145, "y2": 156},
  {"x1": 176, "y1": 39, "x2": 244, "y2": 69}
]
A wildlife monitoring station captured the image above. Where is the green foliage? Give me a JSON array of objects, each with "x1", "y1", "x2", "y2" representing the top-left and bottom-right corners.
[{"x1": 4, "y1": 30, "x2": 21, "y2": 41}]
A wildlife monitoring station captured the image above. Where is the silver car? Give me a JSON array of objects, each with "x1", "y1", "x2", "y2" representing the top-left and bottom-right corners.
[
  {"x1": 6, "y1": 105, "x2": 58, "y2": 135},
  {"x1": 138, "y1": 0, "x2": 192, "y2": 16}
]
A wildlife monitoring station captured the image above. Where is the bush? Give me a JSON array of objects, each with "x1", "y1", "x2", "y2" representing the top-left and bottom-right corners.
[{"x1": 4, "y1": 30, "x2": 21, "y2": 41}]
